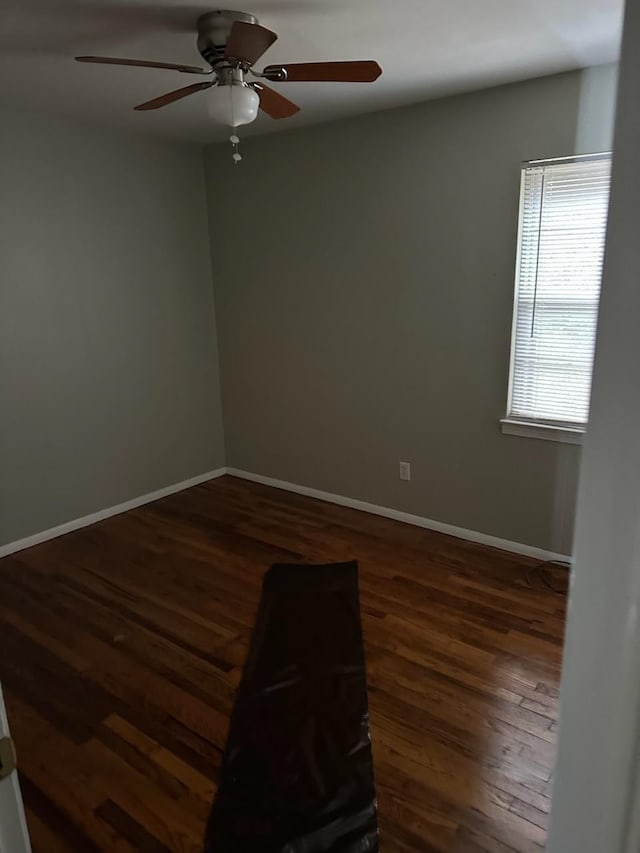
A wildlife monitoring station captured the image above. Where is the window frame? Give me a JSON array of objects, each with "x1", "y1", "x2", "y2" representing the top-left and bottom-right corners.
[{"x1": 501, "y1": 152, "x2": 612, "y2": 445}]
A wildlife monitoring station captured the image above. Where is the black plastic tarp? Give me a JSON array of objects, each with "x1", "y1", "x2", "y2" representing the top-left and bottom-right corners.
[{"x1": 204, "y1": 560, "x2": 379, "y2": 852}]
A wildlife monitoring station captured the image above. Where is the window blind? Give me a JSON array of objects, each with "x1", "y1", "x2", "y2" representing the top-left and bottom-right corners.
[{"x1": 507, "y1": 155, "x2": 612, "y2": 428}]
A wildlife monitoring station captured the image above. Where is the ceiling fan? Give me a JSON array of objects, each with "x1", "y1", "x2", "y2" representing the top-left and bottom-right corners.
[{"x1": 75, "y1": 9, "x2": 382, "y2": 160}]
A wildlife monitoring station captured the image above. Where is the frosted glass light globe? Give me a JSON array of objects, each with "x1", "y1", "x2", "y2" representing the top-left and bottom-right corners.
[{"x1": 209, "y1": 84, "x2": 260, "y2": 127}]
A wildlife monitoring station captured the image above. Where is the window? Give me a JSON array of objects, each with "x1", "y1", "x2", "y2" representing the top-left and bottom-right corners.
[{"x1": 503, "y1": 153, "x2": 612, "y2": 443}]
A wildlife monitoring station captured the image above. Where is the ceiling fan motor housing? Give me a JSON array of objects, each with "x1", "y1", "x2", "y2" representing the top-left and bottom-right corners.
[{"x1": 196, "y1": 10, "x2": 258, "y2": 67}]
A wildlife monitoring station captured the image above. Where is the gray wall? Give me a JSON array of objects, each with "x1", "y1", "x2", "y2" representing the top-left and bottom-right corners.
[
  {"x1": 0, "y1": 110, "x2": 225, "y2": 546},
  {"x1": 205, "y1": 66, "x2": 616, "y2": 553}
]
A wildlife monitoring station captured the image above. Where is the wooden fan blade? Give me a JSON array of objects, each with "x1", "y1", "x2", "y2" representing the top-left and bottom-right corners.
[
  {"x1": 263, "y1": 60, "x2": 382, "y2": 83},
  {"x1": 134, "y1": 81, "x2": 213, "y2": 111},
  {"x1": 75, "y1": 56, "x2": 211, "y2": 74},
  {"x1": 254, "y1": 83, "x2": 300, "y2": 119},
  {"x1": 225, "y1": 21, "x2": 277, "y2": 66}
]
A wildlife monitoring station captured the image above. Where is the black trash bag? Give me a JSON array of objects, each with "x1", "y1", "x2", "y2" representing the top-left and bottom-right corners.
[{"x1": 204, "y1": 561, "x2": 379, "y2": 852}]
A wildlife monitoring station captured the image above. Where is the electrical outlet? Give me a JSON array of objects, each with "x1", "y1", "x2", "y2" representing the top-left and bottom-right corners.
[{"x1": 399, "y1": 462, "x2": 411, "y2": 481}]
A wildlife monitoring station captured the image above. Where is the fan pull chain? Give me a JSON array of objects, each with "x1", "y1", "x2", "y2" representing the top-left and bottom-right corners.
[
  {"x1": 228, "y1": 83, "x2": 242, "y2": 164},
  {"x1": 229, "y1": 134, "x2": 242, "y2": 164}
]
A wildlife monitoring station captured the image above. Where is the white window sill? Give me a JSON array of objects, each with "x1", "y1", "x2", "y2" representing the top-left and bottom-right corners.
[{"x1": 500, "y1": 418, "x2": 584, "y2": 445}]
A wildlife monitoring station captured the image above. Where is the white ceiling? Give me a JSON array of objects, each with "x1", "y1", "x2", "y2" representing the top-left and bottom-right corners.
[{"x1": 0, "y1": 0, "x2": 624, "y2": 143}]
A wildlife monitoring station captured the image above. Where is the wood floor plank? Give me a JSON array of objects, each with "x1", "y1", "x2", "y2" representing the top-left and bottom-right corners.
[
  {"x1": 23, "y1": 807, "x2": 81, "y2": 853},
  {"x1": 95, "y1": 800, "x2": 172, "y2": 853},
  {"x1": 7, "y1": 701, "x2": 135, "y2": 852},
  {"x1": 104, "y1": 715, "x2": 216, "y2": 804},
  {"x1": 0, "y1": 474, "x2": 566, "y2": 851},
  {"x1": 84, "y1": 739, "x2": 204, "y2": 853}
]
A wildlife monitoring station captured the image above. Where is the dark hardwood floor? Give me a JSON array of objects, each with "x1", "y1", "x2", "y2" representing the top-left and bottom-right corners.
[{"x1": 0, "y1": 475, "x2": 567, "y2": 852}]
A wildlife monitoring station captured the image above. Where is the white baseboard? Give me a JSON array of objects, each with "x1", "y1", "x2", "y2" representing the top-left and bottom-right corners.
[
  {"x1": 1, "y1": 465, "x2": 571, "y2": 564},
  {"x1": 0, "y1": 468, "x2": 227, "y2": 559},
  {"x1": 226, "y1": 468, "x2": 571, "y2": 563}
]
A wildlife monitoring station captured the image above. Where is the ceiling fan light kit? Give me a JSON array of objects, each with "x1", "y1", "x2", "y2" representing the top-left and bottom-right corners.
[
  {"x1": 75, "y1": 8, "x2": 382, "y2": 163},
  {"x1": 208, "y1": 67, "x2": 260, "y2": 128}
]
